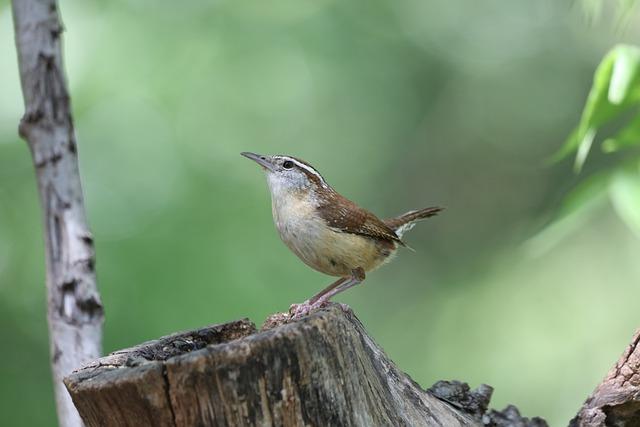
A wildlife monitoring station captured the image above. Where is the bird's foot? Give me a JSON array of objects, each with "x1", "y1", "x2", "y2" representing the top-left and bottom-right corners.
[
  {"x1": 288, "y1": 300, "x2": 352, "y2": 320},
  {"x1": 289, "y1": 299, "x2": 328, "y2": 319},
  {"x1": 288, "y1": 300, "x2": 314, "y2": 319}
]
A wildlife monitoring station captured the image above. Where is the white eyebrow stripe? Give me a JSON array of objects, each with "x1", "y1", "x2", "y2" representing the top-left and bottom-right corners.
[
  {"x1": 277, "y1": 156, "x2": 328, "y2": 188},
  {"x1": 291, "y1": 160, "x2": 326, "y2": 185}
]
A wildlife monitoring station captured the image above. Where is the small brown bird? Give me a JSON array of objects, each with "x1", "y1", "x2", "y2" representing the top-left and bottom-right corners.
[{"x1": 242, "y1": 152, "x2": 442, "y2": 317}]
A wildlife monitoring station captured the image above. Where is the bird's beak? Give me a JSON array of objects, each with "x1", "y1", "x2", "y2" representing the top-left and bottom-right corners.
[{"x1": 241, "y1": 152, "x2": 275, "y2": 171}]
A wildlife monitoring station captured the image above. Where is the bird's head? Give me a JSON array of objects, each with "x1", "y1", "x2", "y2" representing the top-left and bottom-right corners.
[{"x1": 241, "y1": 152, "x2": 329, "y2": 197}]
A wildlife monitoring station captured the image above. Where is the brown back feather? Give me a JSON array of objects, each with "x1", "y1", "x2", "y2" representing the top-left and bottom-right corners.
[{"x1": 316, "y1": 190, "x2": 402, "y2": 244}]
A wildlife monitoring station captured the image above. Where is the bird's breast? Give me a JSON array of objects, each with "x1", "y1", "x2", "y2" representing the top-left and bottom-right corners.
[{"x1": 271, "y1": 195, "x2": 397, "y2": 277}]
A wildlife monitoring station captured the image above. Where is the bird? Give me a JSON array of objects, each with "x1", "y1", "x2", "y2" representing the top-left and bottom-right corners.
[{"x1": 241, "y1": 152, "x2": 442, "y2": 317}]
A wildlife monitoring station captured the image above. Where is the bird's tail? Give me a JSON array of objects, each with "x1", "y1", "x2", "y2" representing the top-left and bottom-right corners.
[{"x1": 384, "y1": 207, "x2": 443, "y2": 239}]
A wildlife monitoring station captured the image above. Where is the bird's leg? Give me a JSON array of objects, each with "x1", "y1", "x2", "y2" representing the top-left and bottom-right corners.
[
  {"x1": 290, "y1": 268, "x2": 365, "y2": 318},
  {"x1": 311, "y1": 267, "x2": 365, "y2": 308},
  {"x1": 309, "y1": 277, "x2": 349, "y2": 305},
  {"x1": 289, "y1": 277, "x2": 347, "y2": 318}
]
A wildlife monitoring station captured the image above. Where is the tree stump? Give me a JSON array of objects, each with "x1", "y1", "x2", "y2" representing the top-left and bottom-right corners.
[
  {"x1": 64, "y1": 305, "x2": 545, "y2": 427},
  {"x1": 571, "y1": 330, "x2": 640, "y2": 426}
]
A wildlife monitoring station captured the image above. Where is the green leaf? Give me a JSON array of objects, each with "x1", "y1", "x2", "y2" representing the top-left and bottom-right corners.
[
  {"x1": 609, "y1": 167, "x2": 640, "y2": 237},
  {"x1": 555, "y1": 44, "x2": 640, "y2": 168},
  {"x1": 554, "y1": 48, "x2": 616, "y2": 163},
  {"x1": 550, "y1": 127, "x2": 579, "y2": 163},
  {"x1": 602, "y1": 112, "x2": 640, "y2": 152},
  {"x1": 574, "y1": 127, "x2": 596, "y2": 173},
  {"x1": 609, "y1": 45, "x2": 640, "y2": 104},
  {"x1": 575, "y1": 48, "x2": 618, "y2": 129}
]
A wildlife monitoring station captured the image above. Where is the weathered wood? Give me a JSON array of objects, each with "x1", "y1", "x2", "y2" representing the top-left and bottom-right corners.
[
  {"x1": 65, "y1": 306, "x2": 546, "y2": 427},
  {"x1": 66, "y1": 319, "x2": 256, "y2": 427},
  {"x1": 571, "y1": 330, "x2": 640, "y2": 426},
  {"x1": 11, "y1": 1, "x2": 104, "y2": 426}
]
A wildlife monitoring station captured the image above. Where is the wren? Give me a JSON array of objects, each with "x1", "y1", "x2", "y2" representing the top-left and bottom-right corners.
[{"x1": 241, "y1": 152, "x2": 442, "y2": 318}]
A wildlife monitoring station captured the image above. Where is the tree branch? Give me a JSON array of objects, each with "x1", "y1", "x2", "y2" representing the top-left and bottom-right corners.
[{"x1": 11, "y1": 1, "x2": 104, "y2": 426}]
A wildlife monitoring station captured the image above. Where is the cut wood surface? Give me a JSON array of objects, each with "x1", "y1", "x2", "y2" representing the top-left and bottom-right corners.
[{"x1": 65, "y1": 305, "x2": 546, "y2": 427}]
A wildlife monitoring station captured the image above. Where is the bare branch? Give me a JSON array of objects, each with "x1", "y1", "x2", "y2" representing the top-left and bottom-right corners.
[{"x1": 11, "y1": 0, "x2": 104, "y2": 425}]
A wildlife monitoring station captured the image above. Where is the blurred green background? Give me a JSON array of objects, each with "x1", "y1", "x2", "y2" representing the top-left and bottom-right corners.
[{"x1": 1, "y1": 1, "x2": 640, "y2": 425}]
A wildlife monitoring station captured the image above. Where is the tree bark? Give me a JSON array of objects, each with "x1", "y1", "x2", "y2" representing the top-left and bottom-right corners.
[
  {"x1": 64, "y1": 305, "x2": 546, "y2": 427},
  {"x1": 11, "y1": 1, "x2": 104, "y2": 426},
  {"x1": 571, "y1": 330, "x2": 640, "y2": 426}
]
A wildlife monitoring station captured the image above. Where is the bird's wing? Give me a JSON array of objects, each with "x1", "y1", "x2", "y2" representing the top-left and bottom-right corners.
[{"x1": 316, "y1": 192, "x2": 403, "y2": 244}]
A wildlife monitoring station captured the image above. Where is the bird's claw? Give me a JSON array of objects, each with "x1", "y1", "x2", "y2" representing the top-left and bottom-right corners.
[
  {"x1": 289, "y1": 300, "x2": 313, "y2": 319},
  {"x1": 289, "y1": 299, "x2": 326, "y2": 319},
  {"x1": 288, "y1": 300, "x2": 352, "y2": 320}
]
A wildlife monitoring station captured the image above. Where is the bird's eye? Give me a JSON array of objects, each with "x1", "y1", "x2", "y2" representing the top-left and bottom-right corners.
[{"x1": 283, "y1": 160, "x2": 294, "y2": 169}]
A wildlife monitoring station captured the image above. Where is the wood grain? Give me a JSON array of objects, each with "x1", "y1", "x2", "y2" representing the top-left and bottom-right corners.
[
  {"x1": 571, "y1": 330, "x2": 640, "y2": 426},
  {"x1": 65, "y1": 306, "x2": 497, "y2": 427}
]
